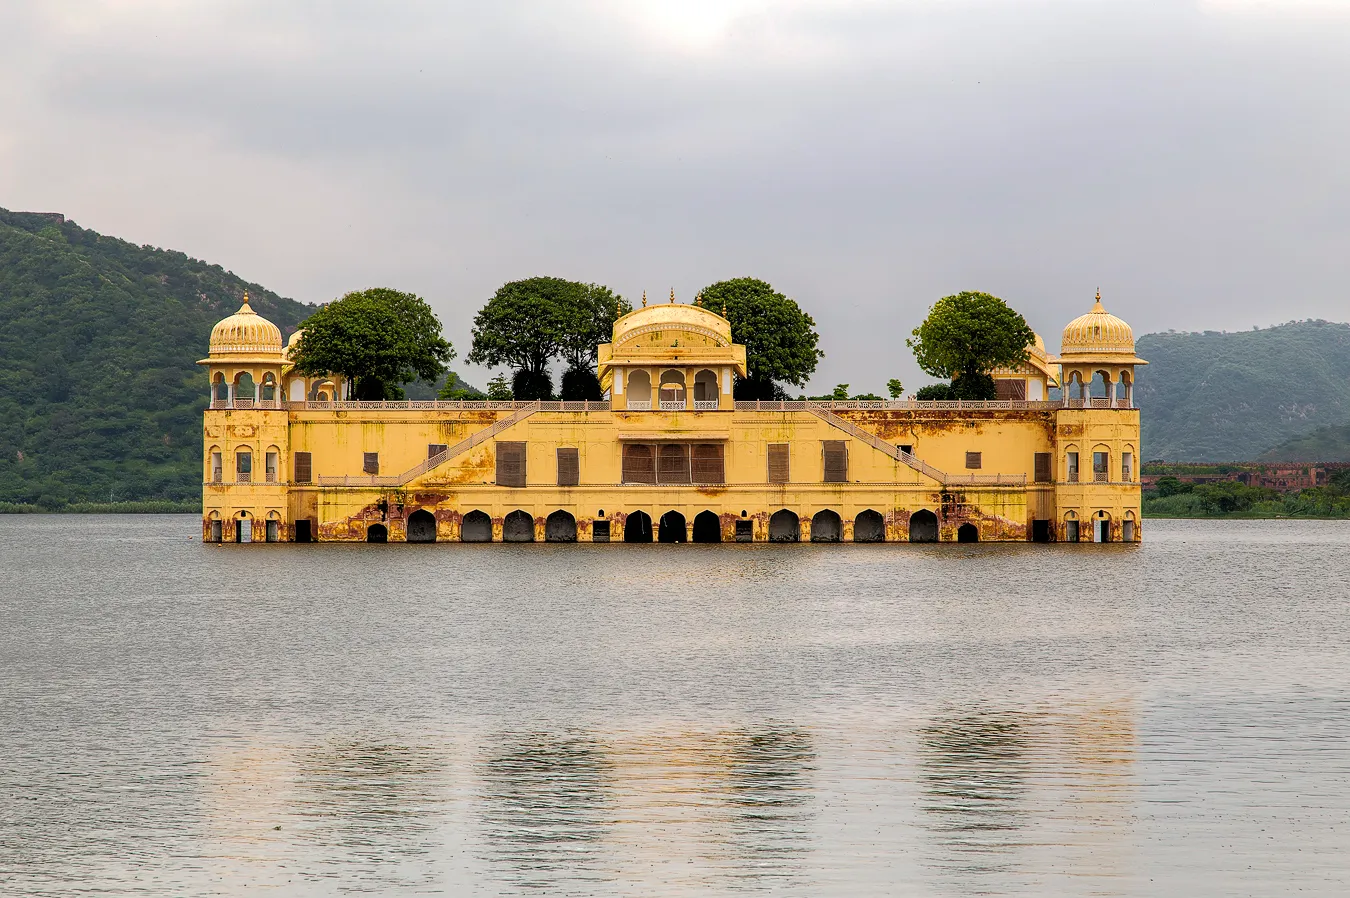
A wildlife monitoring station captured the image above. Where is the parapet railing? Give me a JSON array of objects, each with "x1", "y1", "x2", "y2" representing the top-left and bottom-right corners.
[
  {"x1": 316, "y1": 401, "x2": 543, "y2": 488},
  {"x1": 208, "y1": 399, "x2": 612, "y2": 411},
  {"x1": 736, "y1": 399, "x2": 1087, "y2": 411},
  {"x1": 207, "y1": 397, "x2": 1133, "y2": 412}
]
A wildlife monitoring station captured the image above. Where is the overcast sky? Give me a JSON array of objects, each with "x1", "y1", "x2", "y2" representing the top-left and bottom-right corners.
[{"x1": 3, "y1": 1, "x2": 1348, "y2": 392}]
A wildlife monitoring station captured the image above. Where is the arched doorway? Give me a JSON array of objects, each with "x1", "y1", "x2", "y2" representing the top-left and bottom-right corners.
[
  {"x1": 769, "y1": 510, "x2": 800, "y2": 542},
  {"x1": 461, "y1": 510, "x2": 492, "y2": 542},
  {"x1": 627, "y1": 370, "x2": 652, "y2": 407},
  {"x1": 854, "y1": 509, "x2": 885, "y2": 542},
  {"x1": 693, "y1": 369, "x2": 718, "y2": 406},
  {"x1": 811, "y1": 510, "x2": 842, "y2": 542},
  {"x1": 957, "y1": 522, "x2": 979, "y2": 543},
  {"x1": 693, "y1": 510, "x2": 721, "y2": 543},
  {"x1": 367, "y1": 523, "x2": 388, "y2": 543},
  {"x1": 407, "y1": 509, "x2": 437, "y2": 543},
  {"x1": 658, "y1": 510, "x2": 687, "y2": 543},
  {"x1": 1093, "y1": 512, "x2": 1112, "y2": 543},
  {"x1": 503, "y1": 510, "x2": 535, "y2": 542},
  {"x1": 545, "y1": 510, "x2": 577, "y2": 542},
  {"x1": 909, "y1": 510, "x2": 938, "y2": 543},
  {"x1": 624, "y1": 510, "x2": 652, "y2": 543}
]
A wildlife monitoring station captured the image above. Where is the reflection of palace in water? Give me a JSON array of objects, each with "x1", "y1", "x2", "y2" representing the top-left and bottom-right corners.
[{"x1": 200, "y1": 291, "x2": 1145, "y2": 545}]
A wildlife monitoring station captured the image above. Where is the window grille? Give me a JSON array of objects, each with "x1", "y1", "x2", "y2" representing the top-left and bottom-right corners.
[
  {"x1": 823, "y1": 441, "x2": 848, "y2": 482},
  {"x1": 965, "y1": 451, "x2": 982, "y2": 470},
  {"x1": 622, "y1": 445, "x2": 655, "y2": 483},
  {"x1": 658, "y1": 444, "x2": 690, "y2": 484},
  {"x1": 557, "y1": 447, "x2": 579, "y2": 486},
  {"x1": 496, "y1": 442, "x2": 526, "y2": 487},
  {"x1": 293, "y1": 452, "x2": 312, "y2": 484},
  {"x1": 691, "y1": 444, "x2": 725, "y2": 484},
  {"x1": 767, "y1": 444, "x2": 789, "y2": 483},
  {"x1": 1034, "y1": 452, "x2": 1052, "y2": 483}
]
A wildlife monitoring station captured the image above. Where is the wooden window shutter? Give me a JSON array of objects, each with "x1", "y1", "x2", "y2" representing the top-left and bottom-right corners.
[
  {"x1": 293, "y1": 452, "x2": 312, "y2": 483},
  {"x1": 557, "y1": 447, "x2": 579, "y2": 486},
  {"x1": 995, "y1": 379, "x2": 1027, "y2": 400},
  {"x1": 767, "y1": 443, "x2": 789, "y2": 483},
  {"x1": 496, "y1": 442, "x2": 526, "y2": 487},
  {"x1": 658, "y1": 444, "x2": 690, "y2": 484},
  {"x1": 965, "y1": 451, "x2": 982, "y2": 470},
  {"x1": 691, "y1": 444, "x2": 725, "y2": 484},
  {"x1": 1034, "y1": 452, "x2": 1052, "y2": 483},
  {"x1": 622, "y1": 444, "x2": 655, "y2": 484},
  {"x1": 822, "y1": 441, "x2": 848, "y2": 483},
  {"x1": 428, "y1": 443, "x2": 448, "y2": 459},
  {"x1": 363, "y1": 452, "x2": 379, "y2": 475}
]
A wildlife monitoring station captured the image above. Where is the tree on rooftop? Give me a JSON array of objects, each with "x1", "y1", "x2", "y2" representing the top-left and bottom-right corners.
[
  {"x1": 906, "y1": 291, "x2": 1034, "y2": 401},
  {"x1": 695, "y1": 277, "x2": 823, "y2": 400},
  {"x1": 290, "y1": 288, "x2": 454, "y2": 401}
]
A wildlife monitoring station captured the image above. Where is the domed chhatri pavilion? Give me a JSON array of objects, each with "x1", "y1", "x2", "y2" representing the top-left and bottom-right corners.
[{"x1": 200, "y1": 292, "x2": 1144, "y2": 545}]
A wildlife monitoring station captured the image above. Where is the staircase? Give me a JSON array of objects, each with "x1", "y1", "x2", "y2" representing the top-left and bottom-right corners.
[
  {"x1": 318, "y1": 401, "x2": 541, "y2": 487},
  {"x1": 805, "y1": 405, "x2": 949, "y2": 483}
]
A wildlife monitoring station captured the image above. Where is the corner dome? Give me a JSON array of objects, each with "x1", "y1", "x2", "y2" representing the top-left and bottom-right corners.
[
  {"x1": 1060, "y1": 292, "x2": 1135, "y2": 356},
  {"x1": 209, "y1": 295, "x2": 284, "y2": 357}
]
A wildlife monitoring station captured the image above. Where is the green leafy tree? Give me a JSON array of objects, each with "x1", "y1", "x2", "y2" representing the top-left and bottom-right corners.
[
  {"x1": 485, "y1": 373, "x2": 514, "y2": 400},
  {"x1": 887, "y1": 378, "x2": 904, "y2": 399},
  {"x1": 436, "y1": 371, "x2": 486, "y2": 401},
  {"x1": 915, "y1": 384, "x2": 954, "y2": 401},
  {"x1": 907, "y1": 291, "x2": 1034, "y2": 401},
  {"x1": 291, "y1": 288, "x2": 454, "y2": 400},
  {"x1": 695, "y1": 277, "x2": 823, "y2": 400}
]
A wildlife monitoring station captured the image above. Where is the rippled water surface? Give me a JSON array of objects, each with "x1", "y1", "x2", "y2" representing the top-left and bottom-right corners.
[{"x1": 2, "y1": 516, "x2": 1349, "y2": 896}]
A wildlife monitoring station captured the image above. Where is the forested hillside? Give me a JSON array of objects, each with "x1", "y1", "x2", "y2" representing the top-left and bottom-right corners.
[
  {"x1": 1135, "y1": 321, "x2": 1350, "y2": 462},
  {"x1": 0, "y1": 209, "x2": 316, "y2": 508},
  {"x1": 1259, "y1": 424, "x2": 1350, "y2": 462}
]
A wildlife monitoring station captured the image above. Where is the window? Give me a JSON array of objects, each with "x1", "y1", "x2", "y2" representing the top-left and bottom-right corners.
[
  {"x1": 735, "y1": 519, "x2": 754, "y2": 541},
  {"x1": 622, "y1": 444, "x2": 655, "y2": 483},
  {"x1": 592, "y1": 520, "x2": 611, "y2": 542},
  {"x1": 496, "y1": 442, "x2": 526, "y2": 487},
  {"x1": 995, "y1": 379, "x2": 1026, "y2": 400},
  {"x1": 1093, "y1": 451, "x2": 1109, "y2": 482},
  {"x1": 767, "y1": 444, "x2": 789, "y2": 483},
  {"x1": 428, "y1": 443, "x2": 448, "y2": 459},
  {"x1": 211, "y1": 451, "x2": 223, "y2": 483},
  {"x1": 1067, "y1": 451, "x2": 1079, "y2": 483},
  {"x1": 236, "y1": 450, "x2": 252, "y2": 483},
  {"x1": 1122, "y1": 452, "x2": 1134, "y2": 483},
  {"x1": 294, "y1": 451, "x2": 312, "y2": 484},
  {"x1": 965, "y1": 451, "x2": 982, "y2": 470},
  {"x1": 265, "y1": 452, "x2": 278, "y2": 483},
  {"x1": 1065, "y1": 519, "x2": 1080, "y2": 542},
  {"x1": 898, "y1": 444, "x2": 913, "y2": 455},
  {"x1": 658, "y1": 444, "x2": 690, "y2": 484},
  {"x1": 557, "y1": 447, "x2": 579, "y2": 486},
  {"x1": 692, "y1": 444, "x2": 725, "y2": 484},
  {"x1": 1034, "y1": 452, "x2": 1052, "y2": 483},
  {"x1": 823, "y1": 441, "x2": 848, "y2": 482},
  {"x1": 363, "y1": 452, "x2": 379, "y2": 475}
]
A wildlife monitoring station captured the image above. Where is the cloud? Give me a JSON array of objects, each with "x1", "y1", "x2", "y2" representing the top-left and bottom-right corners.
[{"x1": 2, "y1": 0, "x2": 1348, "y2": 391}]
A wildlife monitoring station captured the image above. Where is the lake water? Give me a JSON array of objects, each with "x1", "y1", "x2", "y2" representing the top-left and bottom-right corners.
[{"x1": 1, "y1": 516, "x2": 1348, "y2": 896}]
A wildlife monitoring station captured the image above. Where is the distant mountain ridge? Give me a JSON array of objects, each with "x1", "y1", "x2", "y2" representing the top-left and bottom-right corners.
[
  {"x1": 0, "y1": 208, "x2": 316, "y2": 507},
  {"x1": 1135, "y1": 321, "x2": 1350, "y2": 462}
]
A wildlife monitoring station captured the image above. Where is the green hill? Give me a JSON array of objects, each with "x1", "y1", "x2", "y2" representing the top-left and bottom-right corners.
[
  {"x1": 1135, "y1": 321, "x2": 1350, "y2": 462},
  {"x1": 0, "y1": 208, "x2": 316, "y2": 508},
  {"x1": 1259, "y1": 424, "x2": 1350, "y2": 462}
]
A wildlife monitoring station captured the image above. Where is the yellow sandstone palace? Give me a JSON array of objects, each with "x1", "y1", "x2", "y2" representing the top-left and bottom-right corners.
[{"x1": 199, "y1": 293, "x2": 1144, "y2": 544}]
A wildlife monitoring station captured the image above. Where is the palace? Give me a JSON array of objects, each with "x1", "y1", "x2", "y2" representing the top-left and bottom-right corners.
[{"x1": 199, "y1": 293, "x2": 1144, "y2": 544}]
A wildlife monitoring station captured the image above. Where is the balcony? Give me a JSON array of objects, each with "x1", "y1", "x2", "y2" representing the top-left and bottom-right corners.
[
  {"x1": 626, "y1": 400, "x2": 651, "y2": 411},
  {"x1": 1094, "y1": 471, "x2": 1109, "y2": 483},
  {"x1": 659, "y1": 400, "x2": 686, "y2": 411},
  {"x1": 693, "y1": 400, "x2": 719, "y2": 410},
  {"x1": 237, "y1": 472, "x2": 252, "y2": 484},
  {"x1": 1068, "y1": 471, "x2": 1080, "y2": 483}
]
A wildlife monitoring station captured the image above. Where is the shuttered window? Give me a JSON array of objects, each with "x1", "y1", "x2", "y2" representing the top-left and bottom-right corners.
[
  {"x1": 363, "y1": 452, "x2": 379, "y2": 475},
  {"x1": 557, "y1": 447, "x2": 579, "y2": 486},
  {"x1": 496, "y1": 441, "x2": 526, "y2": 487},
  {"x1": 823, "y1": 441, "x2": 848, "y2": 483},
  {"x1": 658, "y1": 444, "x2": 690, "y2": 484},
  {"x1": 293, "y1": 451, "x2": 312, "y2": 483},
  {"x1": 691, "y1": 444, "x2": 725, "y2": 484},
  {"x1": 622, "y1": 444, "x2": 655, "y2": 483},
  {"x1": 767, "y1": 444, "x2": 789, "y2": 483},
  {"x1": 428, "y1": 443, "x2": 448, "y2": 459},
  {"x1": 995, "y1": 379, "x2": 1027, "y2": 400},
  {"x1": 1034, "y1": 452, "x2": 1052, "y2": 483},
  {"x1": 965, "y1": 451, "x2": 982, "y2": 469}
]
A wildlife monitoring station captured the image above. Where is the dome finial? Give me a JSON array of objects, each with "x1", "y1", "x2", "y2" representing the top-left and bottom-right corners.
[
  {"x1": 642, "y1": 290, "x2": 647, "y2": 308},
  {"x1": 239, "y1": 290, "x2": 255, "y2": 314},
  {"x1": 1093, "y1": 288, "x2": 1104, "y2": 312},
  {"x1": 669, "y1": 287, "x2": 675, "y2": 304}
]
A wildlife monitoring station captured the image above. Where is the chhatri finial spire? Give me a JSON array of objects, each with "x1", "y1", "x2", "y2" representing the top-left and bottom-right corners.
[
  {"x1": 1093, "y1": 287, "x2": 1104, "y2": 312},
  {"x1": 641, "y1": 290, "x2": 647, "y2": 307},
  {"x1": 669, "y1": 287, "x2": 675, "y2": 304},
  {"x1": 240, "y1": 290, "x2": 254, "y2": 313}
]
